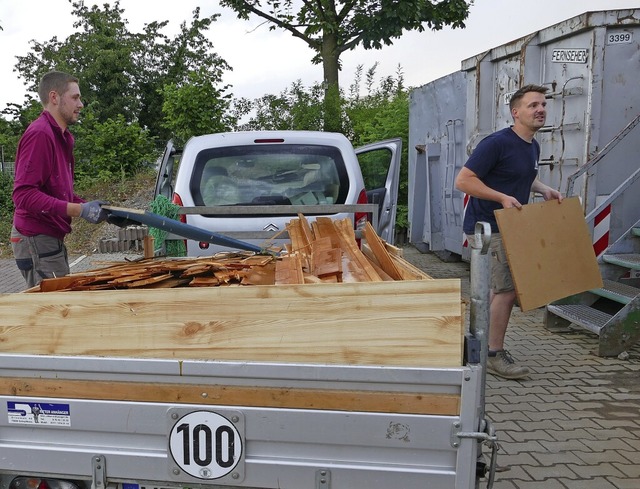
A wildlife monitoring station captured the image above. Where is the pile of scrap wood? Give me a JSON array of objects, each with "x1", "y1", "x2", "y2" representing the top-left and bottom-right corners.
[{"x1": 34, "y1": 215, "x2": 430, "y2": 293}]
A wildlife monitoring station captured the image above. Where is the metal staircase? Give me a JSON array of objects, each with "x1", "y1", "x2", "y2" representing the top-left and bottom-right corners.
[{"x1": 545, "y1": 221, "x2": 640, "y2": 356}]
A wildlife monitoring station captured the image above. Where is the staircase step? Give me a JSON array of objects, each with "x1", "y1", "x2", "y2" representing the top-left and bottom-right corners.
[
  {"x1": 602, "y1": 253, "x2": 640, "y2": 269},
  {"x1": 546, "y1": 304, "x2": 613, "y2": 335},
  {"x1": 591, "y1": 279, "x2": 640, "y2": 305}
]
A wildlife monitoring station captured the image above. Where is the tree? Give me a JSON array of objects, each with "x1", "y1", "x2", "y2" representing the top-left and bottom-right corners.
[
  {"x1": 161, "y1": 68, "x2": 235, "y2": 146},
  {"x1": 11, "y1": 1, "x2": 232, "y2": 143},
  {"x1": 236, "y1": 80, "x2": 325, "y2": 131},
  {"x1": 220, "y1": 0, "x2": 471, "y2": 132},
  {"x1": 72, "y1": 105, "x2": 156, "y2": 183},
  {"x1": 345, "y1": 64, "x2": 410, "y2": 233}
]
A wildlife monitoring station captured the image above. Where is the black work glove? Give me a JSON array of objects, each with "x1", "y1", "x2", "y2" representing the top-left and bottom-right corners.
[{"x1": 80, "y1": 200, "x2": 109, "y2": 224}]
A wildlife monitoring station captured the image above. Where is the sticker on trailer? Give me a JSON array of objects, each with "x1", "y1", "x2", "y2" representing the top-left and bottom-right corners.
[
  {"x1": 607, "y1": 31, "x2": 633, "y2": 44},
  {"x1": 551, "y1": 48, "x2": 589, "y2": 63},
  {"x1": 7, "y1": 402, "x2": 71, "y2": 426},
  {"x1": 169, "y1": 410, "x2": 244, "y2": 481}
]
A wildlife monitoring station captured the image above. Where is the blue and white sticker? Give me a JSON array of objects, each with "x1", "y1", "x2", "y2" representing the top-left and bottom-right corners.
[{"x1": 7, "y1": 402, "x2": 71, "y2": 426}]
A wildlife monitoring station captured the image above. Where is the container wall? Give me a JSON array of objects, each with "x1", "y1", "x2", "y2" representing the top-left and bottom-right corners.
[
  {"x1": 409, "y1": 9, "x2": 640, "y2": 256},
  {"x1": 408, "y1": 72, "x2": 467, "y2": 255}
]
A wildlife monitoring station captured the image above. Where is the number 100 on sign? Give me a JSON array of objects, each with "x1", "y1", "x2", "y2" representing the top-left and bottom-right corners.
[{"x1": 169, "y1": 411, "x2": 243, "y2": 480}]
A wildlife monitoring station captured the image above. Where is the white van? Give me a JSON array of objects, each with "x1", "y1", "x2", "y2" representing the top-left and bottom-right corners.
[{"x1": 154, "y1": 131, "x2": 401, "y2": 256}]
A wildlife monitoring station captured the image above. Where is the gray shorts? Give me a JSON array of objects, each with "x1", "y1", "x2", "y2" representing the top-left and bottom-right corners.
[
  {"x1": 466, "y1": 233, "x2": 514, "y2": 293},
  {"x1": 489, "y1": 233, "x2": 514, "y2": 293},
  {"x1": 11, "y1": 226, "x2": 69, "y2": 289}
]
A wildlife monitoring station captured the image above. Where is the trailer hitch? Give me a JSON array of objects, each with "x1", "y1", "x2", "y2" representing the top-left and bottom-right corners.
[{"x1": 451, "y1": 418, "x2": 499, "y2": 488}]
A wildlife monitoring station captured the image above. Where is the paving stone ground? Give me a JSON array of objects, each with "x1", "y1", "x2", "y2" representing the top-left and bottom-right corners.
[
  {"x1": 1, "y1": 246, "x2": 639, "y2": 488},
  {"x1": 402, "y1": 246, "x2": 640, "y2": 489}
]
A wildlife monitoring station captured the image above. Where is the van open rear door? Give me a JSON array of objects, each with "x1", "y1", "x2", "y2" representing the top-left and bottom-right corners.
[
  {"x1": 355, "y1": 138, "x2": 402, "y2": 244},
  {"x1": 154, "y1": 139, "x2": 179, "y2": 200}
]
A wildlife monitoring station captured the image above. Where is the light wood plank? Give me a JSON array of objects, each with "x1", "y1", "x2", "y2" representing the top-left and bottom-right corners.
[
  {"x1": 0, "y1": 280, "x2": 462, "y2": 367},
  {"x1": 362, "y1": 222, "x2": 403, "y2": 280}
]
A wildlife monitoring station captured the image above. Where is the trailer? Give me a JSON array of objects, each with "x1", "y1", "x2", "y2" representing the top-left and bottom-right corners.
[{"x1": 0, "y1": 227, "x2": 497, "y2": 489}]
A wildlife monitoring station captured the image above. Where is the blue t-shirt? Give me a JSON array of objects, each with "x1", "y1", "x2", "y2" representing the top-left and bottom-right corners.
[{"x1": 462, "y1": 127, "x2": 539, "y2": 234}]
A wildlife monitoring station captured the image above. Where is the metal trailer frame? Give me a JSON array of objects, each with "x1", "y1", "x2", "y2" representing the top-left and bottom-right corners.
[{"x1": 0, "y1": 229, "x2": 496, "y2": 489}]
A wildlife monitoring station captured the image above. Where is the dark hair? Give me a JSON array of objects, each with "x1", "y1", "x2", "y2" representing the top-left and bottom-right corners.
[
  {"x1": 38, "y1": 71, "x2": 79, "y2": 106},
  {"x1": 509, "y1": 84, "x2": 549, "y2": 111}
]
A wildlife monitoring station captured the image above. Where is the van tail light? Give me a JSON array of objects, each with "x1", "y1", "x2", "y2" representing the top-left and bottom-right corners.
[
  {"x1": 354, "y1": 189, "x2": 370, "y2": 247},
  {"x1": 9, "y1": 478, "x2": 80, "y2": 489},
  {"x1": 354, "y1": 189, "x2": 370, "y2": 229},
  {"x1": 172, "y1": 193, "x2": 187, "y2": 224},
  {"x1": 171, "y1": 193, "x2": 188, "y2": 250}
]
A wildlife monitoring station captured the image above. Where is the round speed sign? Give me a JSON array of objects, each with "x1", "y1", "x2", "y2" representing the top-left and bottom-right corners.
[{"x1": 169, "y1": 411, "x2": 243, "y2": 479}]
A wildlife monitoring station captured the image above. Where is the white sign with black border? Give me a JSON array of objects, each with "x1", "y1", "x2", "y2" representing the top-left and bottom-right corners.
[
  {"x1": 607, "y1": 31, "x2": 633, "y2": 44},
  {"x1": 551, "y1": 48, "x2": 589, "y2": 63},
  {"x1": 168, "y1": 409, "x2": 244, "y2": 482}
]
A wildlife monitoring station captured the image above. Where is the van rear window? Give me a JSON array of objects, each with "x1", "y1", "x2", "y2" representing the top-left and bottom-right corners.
[{"x1": 190, "y1": 144, "x2": 348, "y2": 210}]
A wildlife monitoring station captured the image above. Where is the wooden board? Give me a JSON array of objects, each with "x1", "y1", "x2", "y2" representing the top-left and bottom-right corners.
[
  {"x1": 0, "y1": 279, "x2": 463, "y2": 368},
  {"x1": 0, "y1": 377, "x2": 460, "y2": 416},
  {"x1": 494, "y1": 196, "x2": 603, "y2": 311}
]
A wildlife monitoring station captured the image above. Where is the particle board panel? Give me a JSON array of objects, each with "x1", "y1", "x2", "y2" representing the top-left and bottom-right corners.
[
  {"x1": 0, "y1": 279, "x2": 463, "y2": 367},
  {"x1": 494, "y1": 196, "x2": 603, "y2": 312}
]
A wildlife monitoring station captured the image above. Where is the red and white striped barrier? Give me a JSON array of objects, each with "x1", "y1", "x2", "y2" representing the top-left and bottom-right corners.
[
  {"x1": 592, "y1": 204, "x2": 611, "y2": 257},
  {"x1": 462, "y1": 193, "x2": 469, "y2": 248}
]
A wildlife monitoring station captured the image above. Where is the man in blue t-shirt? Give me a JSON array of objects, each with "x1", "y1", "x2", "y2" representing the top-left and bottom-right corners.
[{"x1": 455, "y1": 84, "x2": 563, "y2": 380}]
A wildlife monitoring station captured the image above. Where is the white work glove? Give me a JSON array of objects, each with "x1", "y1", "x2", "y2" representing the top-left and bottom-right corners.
[{"x1": 80, "y1": 200, "x2": 109, "y2": 224}]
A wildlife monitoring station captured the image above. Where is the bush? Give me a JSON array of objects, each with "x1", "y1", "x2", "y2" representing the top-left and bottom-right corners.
[{"x1": 0, "y1": 172, "x2": 14, "y2": 256}]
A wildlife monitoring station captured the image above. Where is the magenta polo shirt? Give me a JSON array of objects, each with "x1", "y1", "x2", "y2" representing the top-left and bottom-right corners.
[{"x1": 12, "y1": 111, "x2": 85, "y2": 240}]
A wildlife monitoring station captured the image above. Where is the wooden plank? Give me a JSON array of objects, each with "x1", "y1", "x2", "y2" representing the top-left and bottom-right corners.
[
  {"x1": 360, "y1": 244, "x2": 395, "y2": 281},
  {"x1": 313, "y1": 217, "x2": 342, "y2": 249},
  {"x1": 275, "y1": 254, "x2": 305, "y2": 284},
  {"x1": 494, "y1": 196, "x2": 603, "y2": 311},
  {"x1": 0, "y1": 377, "x2": 460, "y2": 416},
  {"x1": 390, "y1": 253, "x2": 432, "y2": 280},
  {"x1": 362, "y1": 222, "x2": 403, "y2": 280},
  {"x1": 333, "y1": 218, "x2": 382, "y2": 282},
  {"x1": 0, "y1": 279, "x2": 463, "y2": 367}
]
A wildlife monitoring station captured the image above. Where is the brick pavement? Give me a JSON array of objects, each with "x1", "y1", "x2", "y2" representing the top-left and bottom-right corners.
[
  {"x1": 402, "y1": 246, "x2": 640, "y2": 489},
  {"x1": 1, "y1": 247, "x2": 639, "y2": 488}
]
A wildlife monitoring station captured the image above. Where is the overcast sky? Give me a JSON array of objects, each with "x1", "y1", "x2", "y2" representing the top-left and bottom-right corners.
[{"x1": 0, "y1": 0, "x2": 637, "y2": 111}]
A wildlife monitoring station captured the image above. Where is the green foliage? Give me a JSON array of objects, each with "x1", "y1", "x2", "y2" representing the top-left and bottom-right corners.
[
  {"x1": 0, "y1": 99, "x2": 42, "y2": 162},
  {"x1": 0, "y1": 171, "x2": 14, "y2": 252},
  {"x1": 345, "y1": 64, "x2": 410, "y2": 231},
  {"x1": 161, "y1": 68, "x2": 235, "y2": 147},
  {"x1": 236, "y1": 80, "x2": 325, "y2": 131},
  {"x1": 10, "y1": 1, "x2": 231, "y2": 143},
  {"x1": 72, "y1": 105, "x2": 157, "y2": 185}
]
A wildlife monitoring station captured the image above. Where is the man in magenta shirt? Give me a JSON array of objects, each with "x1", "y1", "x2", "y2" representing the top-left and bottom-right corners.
[{"x1": 11, "y1": 71, "x2": 107, "y2": 289}]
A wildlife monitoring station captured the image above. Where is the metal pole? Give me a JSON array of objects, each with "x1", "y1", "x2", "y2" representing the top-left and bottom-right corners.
[
  {"x1": 468, "y1": 222, "x2": 497, "y2": 488},
  {"x1": 469, "y1": 221, "x2": 491, "y2": 424}
]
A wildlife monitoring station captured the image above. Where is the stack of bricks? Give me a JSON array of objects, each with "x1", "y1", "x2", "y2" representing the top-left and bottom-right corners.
[{"x1": 98, "y1": 226, "x2": 149, "y2": 253}]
